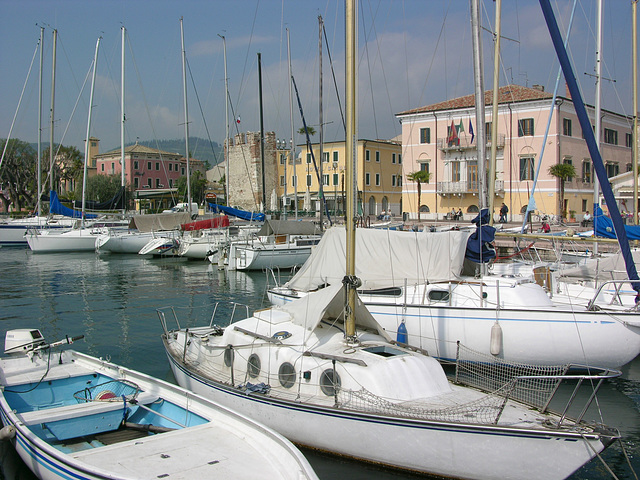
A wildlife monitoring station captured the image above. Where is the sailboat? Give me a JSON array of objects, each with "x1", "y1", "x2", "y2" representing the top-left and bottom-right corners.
[{"x1": 159, "y1": 3, "x2": 620, "y2": 478}]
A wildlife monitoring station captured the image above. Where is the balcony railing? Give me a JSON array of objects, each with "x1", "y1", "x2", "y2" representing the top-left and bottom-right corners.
[
  {"x1": 437, "y1": 179, "x2": 504, "y2": 195},
  {"x1": 437, "y1": 133, "x2": 505, "y2": 151}
]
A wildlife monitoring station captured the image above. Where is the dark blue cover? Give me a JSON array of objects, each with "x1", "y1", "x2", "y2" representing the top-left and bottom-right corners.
[
  {"x1": 208, "y1": 203, "x2": 265, "y2": 222},
  {"x1": 49, "y1": 191, "x2": 98, "y2": 219},
  {"x1": 465, "y1": 208, "x2": 496, "y2": 263},
  {"x1": 594, "y1": 206, "x2": 640, "y2": 241}
]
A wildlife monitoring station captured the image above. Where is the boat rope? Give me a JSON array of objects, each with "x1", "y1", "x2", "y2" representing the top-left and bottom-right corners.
[
  {"x1": 581, "y1": 433, "x2": 620, "y2": 480},
  {"x1": 494, "y1": 241, "x2": 536, "y2": 260}
]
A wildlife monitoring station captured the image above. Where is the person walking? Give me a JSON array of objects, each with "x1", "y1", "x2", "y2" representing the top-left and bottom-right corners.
[{"x1": 499, "y1": 203, "x2": 508, "y2": 223}]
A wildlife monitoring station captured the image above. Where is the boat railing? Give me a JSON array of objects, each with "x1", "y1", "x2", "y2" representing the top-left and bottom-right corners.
[
  {"x1": 454, "y1": 342, "x2": 621, "y2": 426},
  {"x1": 586, "y1": 279, "x2": 640, "y2": 311},
  {"x1": 157, "y1": 302, "x2": 251, "y2": 336}
]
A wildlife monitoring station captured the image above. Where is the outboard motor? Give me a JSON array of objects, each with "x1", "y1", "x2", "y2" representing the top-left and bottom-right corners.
[{"x1": 4, "y1": 329, "x2": 47, "y2": 355}]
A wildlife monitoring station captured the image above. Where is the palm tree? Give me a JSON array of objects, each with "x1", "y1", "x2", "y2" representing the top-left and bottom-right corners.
[
  {"x1": 548, "y1": 163, "x2": 576, "y2": 221},
  {"x1": 297, "y1": 126, "x2": 316, "y2": 137},
  {"x1": 407, "y1": 170, "x2": 431, "y2": 222}
]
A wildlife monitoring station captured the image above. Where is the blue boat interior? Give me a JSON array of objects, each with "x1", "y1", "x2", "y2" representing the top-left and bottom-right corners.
[{"x1": 5, "y1": 373, "x2": 208, "y2": 454}]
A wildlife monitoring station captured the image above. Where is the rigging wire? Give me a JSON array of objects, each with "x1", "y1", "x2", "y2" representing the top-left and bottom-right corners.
[{"x1": 186, "y1": 57, "x2": 220, "y2": 167}]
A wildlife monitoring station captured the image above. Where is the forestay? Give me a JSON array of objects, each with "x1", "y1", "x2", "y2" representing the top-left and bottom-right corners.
[{"x1": 285, "y1": 227, "x2": 471, "y2": 292}]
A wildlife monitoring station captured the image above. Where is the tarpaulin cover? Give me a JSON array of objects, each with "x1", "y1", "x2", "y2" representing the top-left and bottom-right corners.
[
  {"x1": 128, "y1": 212, "x2": 192, "y2": 232},
  {"x1": 49, "y1": 191, "x2": 97, "y2": 219},
  {"x1": 208, "y1": 203, "x2": 265, "y2": 222},
  {"x1": 256, "y1": 219, "x2": 320, "y2": 236},
  {"x1": 465, "y1": 208, "x2": 496, "y2": 264},
  {"x1": 181, "y1": 216, "x2": 230, "y2": 231},
  {"x1": 594, "y1": 206, "x2": 640, "y2": 241}
]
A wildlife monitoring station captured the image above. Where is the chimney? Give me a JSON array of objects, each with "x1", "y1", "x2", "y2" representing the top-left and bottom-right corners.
[{"x1": 532, "y1": 84, "x2": 545, "y2": 92}]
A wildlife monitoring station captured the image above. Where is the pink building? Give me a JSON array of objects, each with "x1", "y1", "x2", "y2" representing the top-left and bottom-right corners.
[
  {"x1": 397, "y1": 84, "x2": 633, "y2": 222},
  {"x1": 95, "y1": 142, "x2": 205, "y2": 191}
]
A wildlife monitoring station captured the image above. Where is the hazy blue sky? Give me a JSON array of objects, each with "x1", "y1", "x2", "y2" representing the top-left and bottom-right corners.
[{"x1": 0, "y1": 1, "x2": 636, "y2": 162}]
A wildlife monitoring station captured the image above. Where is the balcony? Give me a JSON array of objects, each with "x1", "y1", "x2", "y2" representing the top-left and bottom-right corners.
[
  {"x1": 437, "y1": 133, "x2": 505, "y2": 152},
  {"x1": 437, "y1": 179, "x2": 504, "y2": 196}
]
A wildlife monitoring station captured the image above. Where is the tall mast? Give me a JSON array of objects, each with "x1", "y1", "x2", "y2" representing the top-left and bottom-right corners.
[
  {"x1": 258, "y1": 52, "x2": 266, "y2": 212},
  {"x1": 287, "y1": 28, "x2": 298, "y2": 219},
  {"x1": 37, "y1": 26, "x2": 44, "y2": 217},
  {"x1": 471, "y1": 0, "x2": 487, "y2": 210},
  {"x1": 180, "y1": 18, "x2": 192, "y2": 215},
  {"x1": 121, "y1": 26, "x2": 126, "y2": 213},
  {"x1": 218, "y1": 34, "x2": 230, "y2": 207},
  {"x1": 49, "y1": 29, "x2": 57, "y2": 194},
  {"x1": 345, "y1": 0, "x2": 357, "y2": 342},
  {"x1": 593, "y1": 0, "x2": 602, "y2": 252},
  {"x1": 488, "y1": 0, "x2": 502, "y2": 224},
  {"x1": 82, "y1": 36, "x2": 101, "y2": 227},
  {"x1": 318, "y1": 15, "x2": 324, "y2": 229},
  {"x1": 633, "y1": 0, "x2": 638, "y2": 225}
]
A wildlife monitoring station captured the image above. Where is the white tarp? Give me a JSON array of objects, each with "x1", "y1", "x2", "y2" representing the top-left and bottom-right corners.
[
  {"x1": 285, "y1": 226, "x2": 472, "y2": 292},
  {"x1": 279, "y1": 283, "x2": 392, "y2": 341},
  {"x1": 558, "y1": 250, "x2": 640, "y2": 283},
  {"x1": 129, "y1": 212, "x2": 192, "y2": 232}
]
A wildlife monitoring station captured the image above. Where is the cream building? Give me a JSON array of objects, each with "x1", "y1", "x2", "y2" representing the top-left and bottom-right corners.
[
  {"x1": 397, "y1": 84, "x2": 634, "y2": 222},
  {"x1": 277, "y1": 138, "x2": 403, "y2": 218}
]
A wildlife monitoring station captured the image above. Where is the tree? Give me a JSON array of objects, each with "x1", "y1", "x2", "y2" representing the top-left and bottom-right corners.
[
  {"x1": 42, "y1": 144, "x2": 83, "y2": 199},
  {"x1": 407, "y1": 170, "x2": 431, "y2": 222},
  {"x1": 176, "y1": 170, "x2": 208, "y2": 205},
  {"x1": 548, "y1": 162, "x2": 576, "y2": 221},
  {"x1": 297, "y1": 126, "x2": 316, "y2": 137},
  {"x1": 85, "y1": 174, "x2": 122, "y2": 203},
  {"x1": 0, "y1": 139, "x2": 37, "y2": 213}
]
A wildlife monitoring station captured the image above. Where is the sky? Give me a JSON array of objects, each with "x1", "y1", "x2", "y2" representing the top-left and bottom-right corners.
[{"x1": 0, "y1": 0, "x2": 637, "y2": 164}]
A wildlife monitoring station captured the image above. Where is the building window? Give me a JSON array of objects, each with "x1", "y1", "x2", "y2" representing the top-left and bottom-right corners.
[
  {"x1": 134, "y1": 160, "x2": 139, "y2": 170},
  {"x1": 169, "y1": 179, "x2": 173, "y2": 187},
  {"x1": 156, "y1": 178, "x2": 161, "y2": 188},
  {"x1": 322, "y1": 152, "x2": 330, "y2": 163},
  {"x1": 485, "y1": 122, "x2": 493, "y2": 137},
  {"x1": 147, "y1": 178, "x2": 152, "y2": 188},
  {"x1": 155, "y1": 162, "x2": 160, "y2": 171},
  {"x1": 398, "y1": 154, "x2": 402, "y2": 164},
  {"x1": 392, "y1": 175, "x2": 396, "y2": 187},
  {"x1": 563, "y1": 118, "x2": 572, "y2": 137},
  {"x1": 292, "y1": 176, "x2": 297, "y2": 187},
  {"x1": 582, "y1": 160, "x2": 591, "y2": 184},
  {"x1": 420, "y1": 162, "x2": 430, "y2": 182},
  {"x1": 604, "y1": 128, "x2": 618, "y2": 145},
  {"x1": 606, "y1": 162, "x2": 619, "y2": 177},
  {"x1": 280, "y1": 175, "x2": 285, "y2": 186},
  {"x1": 420, "y1": 127, "x2": 431, "y2": 144},
  {"x1": 175, "y1": 163, "x2": 179, "y2": 171},
  {"x1": 518, "y1": 118, "x2": 534, "y2": 137},
  {"x1": 306, "y1": 174, "x2": 312, "y2": 187},
  {"x1": 392, "y1": 153, "x2": 396, "y2": 164},
  {"x1": 451, "y1": 161, "x2": 461, "y2": 182},
  {"x1": 397, "y1": 176, "x2": 402, "y2": 186},
  {"x1": 520, "y1": 157, "x2": 535, "y2": 180},
  {"x1": 322, "y1": 174, "x2": 329, "y2": 186},
  {"x1": 307, "y1": 153, "x2": 312, "y2": 164},
  {"x1": 134, "y1": 177, "x2": 139, "y2": 188},
  {"x1": 333, "y1": 173, "x2": 339, "y2": 186},
  {"x1": 627, "y1": 163, "x2": 633, "y2": 172},
  {"x1": 365, "y1": 150, "x2": 370, "y2": 162},
  {"x1": 147, "y1": 161, "x2": 152, "y2": 170},
  {"x1": 626, "y1": 132, "x2": 633, "y2": 148},
  {"x1": 91, "y1": 141, "x2": 97, "y2": 147},
  {"x1": 181, "y1": 167, "x2": 185, "y2": 175},
  {"x1": 375, "y1": 173, "x2": 380, "y2": 186},
  {"x1": 101, "y1": 164, "x2": 104, "y2": 172},
  {"x1": 169, "y1": 163, "x2": 173, "y2": 171},
  {"x1": 375, "y1": 151, "x2": 380, "y2": 163},
  {"x1": 333, "y1": 151, "x2": 338, "y2": 163},
  {"x1": 280, "y1": 153, "x2": 286, "y2": 165},
  {"x1": 365, "y1": 173, "x2": 370, "y2": 186},
  {"x1": 563, "y1": 157, "x2": 573, "y2": 182}
]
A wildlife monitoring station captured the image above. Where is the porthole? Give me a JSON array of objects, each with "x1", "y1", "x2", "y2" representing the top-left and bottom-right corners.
[
  {"x1": 278, "y1": 362, "x2": 296, "y2": 389},
  {"x1": 224, "y1": 345, "x2": 234, "y2": 367},
  {"x1": 247, "y1": 354, "x2": 261, "y2": 378},
  {"x1": 319, "y1": 369, "x2": 341, "y2": 396},
  {"x1": 428, "y1": 290, "x2": 450, "y2": 302}
]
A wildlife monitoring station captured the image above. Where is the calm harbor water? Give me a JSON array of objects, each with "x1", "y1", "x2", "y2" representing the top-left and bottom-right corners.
[{"x1": 1, "y1": 246, "x2": 639, "y2": 479}]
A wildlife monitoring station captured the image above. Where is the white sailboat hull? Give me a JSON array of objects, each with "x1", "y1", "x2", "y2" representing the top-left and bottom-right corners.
[
  {"x1": 26, "y1": 227, "x2": 106, "y2": 253},
  {"x1": 230, "y1": 242, "x2": 314, "y2": 270},
  {"x1": 0, "y1": 217, "x2": 76, "y2": 246},
  {"x1": 165, "y1": 349, "x2": 610, "y2": 480}
]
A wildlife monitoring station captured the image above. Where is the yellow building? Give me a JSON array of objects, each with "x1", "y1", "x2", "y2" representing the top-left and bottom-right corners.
[{"x1": 276, "y1": 139, "x2": 403, "y2": 218}]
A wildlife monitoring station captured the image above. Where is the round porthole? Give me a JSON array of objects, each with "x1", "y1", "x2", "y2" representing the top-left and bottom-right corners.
[
  {"x1": 278, "y1": 362, "x2": 296, "y2": 389},
  {"x1": 224, "y1": 345, "x2": 234, "y2": 367},
  {"x1": 247, "y1": 354, "x2": 261, "y2": 378},
  {"x1": 319, "y1": 369, "x2": 341, "y2": 396}
]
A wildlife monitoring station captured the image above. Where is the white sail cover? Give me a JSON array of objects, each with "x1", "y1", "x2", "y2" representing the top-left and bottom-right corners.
[
  {"x1": 285, "y1": 227, "x2": 471, "y2": 292},
  {"x1": 128, "y1": 212, "x2": 192, "y2": 232}
]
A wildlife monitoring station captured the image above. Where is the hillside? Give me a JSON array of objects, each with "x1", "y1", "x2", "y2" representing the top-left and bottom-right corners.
[{"x1": 116, "y1": 137, "x2": 222, "y2": 168}]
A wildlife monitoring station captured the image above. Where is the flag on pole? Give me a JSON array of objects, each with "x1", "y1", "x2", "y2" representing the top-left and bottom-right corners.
[
  {"x1": 469, "y1": 119, "x2": 475, "y2": 144},
  {"x1": 458, "y1": 119, "x2": 464, "y2": 134},
  {"x1": 236, "y1": 116, "x2": 241, "y2": 124},
  {"x1": 447, "y1": 120, "x2": 459, "y2": 146}
]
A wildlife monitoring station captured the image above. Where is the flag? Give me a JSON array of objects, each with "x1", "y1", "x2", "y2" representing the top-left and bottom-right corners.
[
  {"x1": 458, "y1": 119, "x2": 464, "y2": 134},
  {"x1": 236, "y1": 116, "x2": 241, "y2": 124},
  {"x1": 469, "y1": 119, "x2": 475, "y2": 144},
  {"x1": 447, "y1": 120, "x2": 459, "y2": 146}
]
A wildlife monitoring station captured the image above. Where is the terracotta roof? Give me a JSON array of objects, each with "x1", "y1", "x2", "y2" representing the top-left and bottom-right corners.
[
  {"x1": 97, "y1": 143, "x2": 180, "y2": 158},
  {"x1": 396, "y1": 84, "x2": 553, "y2": 116}
]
